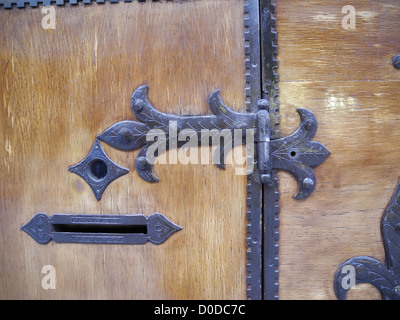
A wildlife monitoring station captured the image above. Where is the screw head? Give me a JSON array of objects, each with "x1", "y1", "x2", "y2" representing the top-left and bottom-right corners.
[
  {"x1": 117, "y1": 127, "x2": 134, "y2": 145},
  {"x1": 136, "y1": 156, "x2": 150, "y2": 170},
  {"x1": 261, "y1": 173, "x2": 274, "y2": 186},
  {"x1": 257, "y1": 99, "x2": 270, "y2": 111},
  {"x1": 133, "y1": 99, "x2": 145, "y2": 111},
  {"x1": 393, "y1": 55, "x2": 400, "y2": 69},
  {"x1": 304, "y1": 120, "x2": 314, "y2": 131},
  {"x1": 302, "y1": 177, "x2": 315, "y2": 189}
]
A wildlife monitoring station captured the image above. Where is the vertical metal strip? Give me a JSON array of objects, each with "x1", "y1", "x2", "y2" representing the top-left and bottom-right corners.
[
  {"x1": 260, "y1": 0, "x2": 280, "y2": 300},
  {"x1": 263, "y1": 176, "x2": 280, "y2": 299},
  {"x1": 244, "y1": 0, "x2": 262, "y2": 300},
  {"x1": 260, "y1": 0, "x2": 280, "y2": 138},
  {"x1": 244, "y1": 0, "x2": 262, "y2": 113}
]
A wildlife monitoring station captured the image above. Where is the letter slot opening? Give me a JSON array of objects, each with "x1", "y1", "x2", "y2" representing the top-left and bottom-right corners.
[{"x1": 52, "y1": 223, "x2": 148, "y2": 234}]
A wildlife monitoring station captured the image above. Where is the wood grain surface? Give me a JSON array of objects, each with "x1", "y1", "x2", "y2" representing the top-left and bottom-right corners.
[
  {"x1": 0, "y1": 0, "x2": 247, "y2": 299},
  {"x1": 1, "y1": 0, "x2": 399, "y2": 300},
  {"x1": 276, "y1": 0, "x2": 400, "y2": 300}
]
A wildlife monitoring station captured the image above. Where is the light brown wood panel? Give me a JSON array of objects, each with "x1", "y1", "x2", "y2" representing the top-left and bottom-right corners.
[
  {"x1": 2, "y1": 0, "x2": 399, "y2": 301},
  {"x1": 0, "y1": 0, "x2": 247, "y2": 299},
  {"x1": 276, "y1": 0, "x2": 400, "y2": 82},
  {"x1": 276, "y1": 0, "x2": 400, "y2": 299}
]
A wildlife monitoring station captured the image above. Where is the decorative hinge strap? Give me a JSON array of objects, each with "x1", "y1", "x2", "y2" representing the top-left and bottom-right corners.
[
  {"x1": 89, "y1": 85, "x2": 330, "y2": 200},
  {"x1": 334, "y1": 180, "x2": 400, "y2": 300}
]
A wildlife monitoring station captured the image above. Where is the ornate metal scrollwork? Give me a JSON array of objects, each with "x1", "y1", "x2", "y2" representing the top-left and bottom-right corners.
[
  {"x1": 334, "y1": 180, "x2": 400, "y2": 300},
  {"x1": 98, "y1": 85, "x2": 257, "y2": 183},
  {"x1": 94, "y1": 85, "x2": 330, "y2": 200},
  {"x1": 270, "y1": 108, "x2": 329, "y2": 199}
]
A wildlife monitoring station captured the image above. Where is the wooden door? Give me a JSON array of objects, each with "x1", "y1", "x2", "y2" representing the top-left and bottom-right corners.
[
  {"x1": 0, "y1": 0, "x2": 247, "y2": 299},
  {"x1": 1, "y1": 0, "x2": 399, "y2": 300},
  {"x1": 276, "y1": 0, "x2": 400, "y2": 300}
]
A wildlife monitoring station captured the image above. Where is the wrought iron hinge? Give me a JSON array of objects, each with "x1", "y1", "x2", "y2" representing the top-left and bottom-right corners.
[
  {"x1": 80, "y1": 85, "x2": 329, "y2": 202},
  {"x1": 334, "y1": 180, "x2": 400, "y2": 300}
]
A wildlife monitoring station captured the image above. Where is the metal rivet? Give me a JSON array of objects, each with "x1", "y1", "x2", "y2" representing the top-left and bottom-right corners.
[
  {"x1": 257, "y1": 99, "x2": 269, "y2": 111},
  {"x1": 133, "y1": 99, "x2": 145, "y2": 111},
  {"x1": 136, "y1": 156, "x2": 150, "y2": 170},
  {"x1": 302, "y1": 177, "x2": 314, "y2": 189},
  {"x1": 393, "y1": 55, "x2": 400, "y2": 69},
  {"x1": 118, "y1": 127, "x2": 134, "y2": 145},
  {"x1": 394, "y1": 286, "x2": 400, "y2": 296},
  {"x1": 261, "y1": 173, "x2": 274, "y2": 186},
  {"x1": 304, "y1": 120, "x2": 313, "y2": 131}
]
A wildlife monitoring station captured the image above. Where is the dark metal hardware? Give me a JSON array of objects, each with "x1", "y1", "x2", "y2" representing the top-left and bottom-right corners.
[
  {"x1": 333, "y1": 179, "x2": 400, "y2": 300},
  {"x1": 98, "y1": 85, "x2": 330, "y2": 200},
  {"x1": 68, "y1": 139, "x2": 129, "y2": 201},
  {"x1": 393, "y1": 55, "x2": 400, "y2": 69},
  {"x1": 244, "y1": 0, "x2": 271, "y2": 299},
  {"x1": 21, "y1": 212, "x2": 182, "y2": 245}
]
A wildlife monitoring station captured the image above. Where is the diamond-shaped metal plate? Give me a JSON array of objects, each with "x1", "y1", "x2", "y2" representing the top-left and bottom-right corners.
[{"x1": 68, "y1": 139, "x2": 129, "y2": 200}]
